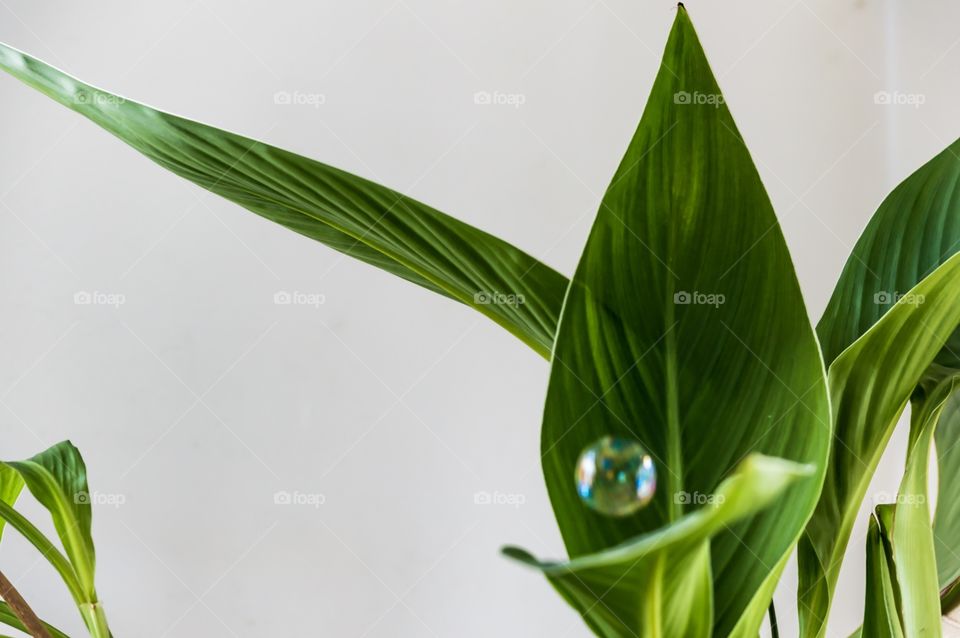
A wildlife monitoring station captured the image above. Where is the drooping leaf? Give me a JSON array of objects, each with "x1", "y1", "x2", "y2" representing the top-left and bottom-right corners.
[
  {"x1": 504, "y1": 455, "x2": 812, "y2": 637},
  {"x1": 0, "y1": 42, "x2": 569, "y2": 358},
  {"x1": 862, "y1": 509, "x2": 904, "y2": 638},
  {"x1": 528, "y1": 7, "x2": 830, "y2": 636},
  {"x1": 800, "y1": 253, "x2": 960, "y2": 637}
]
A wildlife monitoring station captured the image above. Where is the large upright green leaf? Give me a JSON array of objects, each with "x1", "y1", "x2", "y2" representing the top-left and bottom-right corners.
[
  {"x1": 0, "y1": 42, "x2": 568, "y2": 358},
  {"x1": 799, "y1": 254, "x2": 960, "y2": 637},
  {"x1": 802, "y1": 138, "x2": 960, "y2": 635},
  {"x1": 505, "y1": 455, "x2": 811, "y2": 637},
  {"x1": 520, "y1": 7, "x2": 830, "y2": 636}
]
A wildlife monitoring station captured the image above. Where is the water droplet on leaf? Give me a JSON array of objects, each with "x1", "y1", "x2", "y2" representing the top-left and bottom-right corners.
[{"x1": 575, "y1": 436, "x2": 656, "y2": 517}]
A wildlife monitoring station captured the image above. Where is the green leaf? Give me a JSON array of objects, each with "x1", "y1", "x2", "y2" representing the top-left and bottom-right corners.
[
  {"x1": 887, "y1": 377, "x2": 955, "y2": 636},
  {"x1": 799, "y1": 253, "x2": 960, "y2": 637},
  {"x1": 2, "y1": 442, "x2": 109, "y2": 638},
  {"x1": 0, "y1": 42, "x2": 569, "y2": 359},
  {"x1": 802, "y1": 137, "x2": 960, "y2": 635},
  {"x1": 933, "y1": 391, "x2": 960, "y2": 609},
  {"x1": 0, "y1": 465, "x2": 24, "y2": 541},
  {"x1": 7, "y1": 442, "x2": 95, "y2": 598},
  {"x1": 531, "y1": 7, "x2": 830, "y2": 636},
  {"x1": 504, "y1": 455, "x2": 812, "y2": 637},
  {"x1": 862, "y1": 509, "x2": 904, "y2": 638},
  {"x1": 0, "y1": 601, "x2": 70, "y2": 638}
]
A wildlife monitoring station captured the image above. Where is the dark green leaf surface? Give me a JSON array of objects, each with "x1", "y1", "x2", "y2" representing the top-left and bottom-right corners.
[
  {"x1": 0, "y1": 42, "x2": 568, "y2": 358},
  {"x1": 530, "y1": 8, "x2": 830, "y2": 636},
  {"x1": 505, "y1": 455, "x2": 811, "y2": 637},
  {"x1": 800, "y1": 253, "x2": 960, "y2": 637}
]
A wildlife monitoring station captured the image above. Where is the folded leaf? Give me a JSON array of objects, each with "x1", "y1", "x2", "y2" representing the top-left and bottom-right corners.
[
  {"x1": 0, "y1": 42, "x2": 568, "y2": 358},
  {"x1": 862, "y1": 509, "x2": 904, "y2": 638},
  {"x1": 505, "y1": 455, "x2": 812, "y2": 637},
  {"x1": 800, "y1": 253, "x2": 960, "y2": 637},
  {"x1": 533, "y1": 7, "x2": 830, "y2": 636}
]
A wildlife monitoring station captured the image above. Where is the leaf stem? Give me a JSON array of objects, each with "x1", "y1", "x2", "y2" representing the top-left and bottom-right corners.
[
  {"x1": 768, "y1": 600, "x2": 779, "y2": 638},
  {"x1": 0, "y1": 568, "x2": 51, "y2": 638}
]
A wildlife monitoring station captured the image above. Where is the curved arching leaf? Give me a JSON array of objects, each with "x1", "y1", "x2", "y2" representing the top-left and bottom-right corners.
[
  {"x1": 527, "y1": 7, "x2": 830, "y2": 637},
  {"x1": 3, "y1": 441, "x2": 109, "y2": 637},
  {"x1": 504, "y1": 455, "x2": 812, "y2": 637},
  {"x1": 0, "y1": 42, "x2": 568, "y2": 358},
  {"x1": 802, "y1": 137, "x2": 960, "y2": 635},
  {"x1": 800, "y1": 254, "x2": 960, "y2": 637}
]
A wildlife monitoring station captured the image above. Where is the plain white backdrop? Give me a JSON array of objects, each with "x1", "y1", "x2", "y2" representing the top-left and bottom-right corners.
[{"x1": 1, "y1": 0, "x2": 958, "y2": 636}]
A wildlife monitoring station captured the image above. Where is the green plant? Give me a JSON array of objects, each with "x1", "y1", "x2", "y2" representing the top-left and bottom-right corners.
[
  {"x1": 0, "y1": 442, "x2": 106, "y2": 638},
  {"x1": 1, "y1": 4, "x2": 959, "y2": 637}
]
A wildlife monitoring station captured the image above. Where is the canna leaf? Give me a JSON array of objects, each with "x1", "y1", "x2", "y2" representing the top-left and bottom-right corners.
[
  {"x1": 0, "y1": 42, "x2": 568, "y2": 358},
  {"x1": 2, "y1": 442, "x2": 109, "y2": 637},
  {"x1": 800, "y1": 253, "x2": 960, "y2": 637},
  {"x1": 0, "y1": 465, "x2": 24, "y2": 541},
  {"x1": 934, "y1": 391, "x2": 960, "y2": 612},
  {"x1": 887, "y1": 377, "x2": 956, "y2": 636},
  {"x1": 862, "y1": 508, "x2": 905, "y2": 638},
  {"x1": 504, "y1": 455, "x2": 812, "y2": 637},
  {"x1": 802, "y1": 137, "x2": 960, "y2": 635},
  {"x1": 528, "y1": 7, "x2": 830, "y2": 636}
]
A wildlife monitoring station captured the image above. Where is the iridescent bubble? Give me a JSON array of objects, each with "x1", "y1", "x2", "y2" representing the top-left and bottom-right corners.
[{"x1": 575, "y1": 436, "x2": 656, "y2": 517}]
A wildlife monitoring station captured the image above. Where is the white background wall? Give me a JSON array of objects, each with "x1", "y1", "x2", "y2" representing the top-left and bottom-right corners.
[{"x1": 0, "y1": 1, "x2": 957, "y2": 636}]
